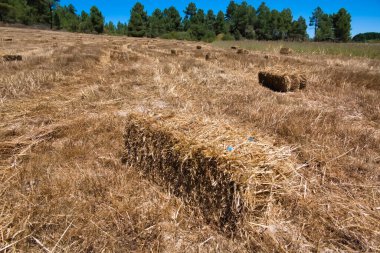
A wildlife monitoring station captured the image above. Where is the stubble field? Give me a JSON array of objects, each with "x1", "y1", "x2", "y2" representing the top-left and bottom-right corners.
[{"x1": 0, "y1": 27, "x2": 379, "y2": 252}]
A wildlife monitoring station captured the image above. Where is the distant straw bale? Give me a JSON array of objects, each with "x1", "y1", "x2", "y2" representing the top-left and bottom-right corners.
[
  {"x1": 258, "y1": 71, "x2": 307, "y2": 92},
  {"x1": 205, "y1": 52, "x2": 215, "y2": 60},
  {"x1": 280, "y1": 47, "x2": 293, "y2": 55},
  {"x1": 110, "y1": 50, "x2": 129, "y2": 62},
  {"x1": 122, "y1": 114, "x2": 294, "y2": 232},
  {"x1": 171, "y1": 49, "x2": 183, "y2": 55},
  {"x1": 237, "y1": 49, "x2": 249, "y2": 54},
  {"x1": 2, "y1": 55, "x2": 22, "y2": 62},
  {"x1": 194, "y1": 51, "x2": 203, "y2": 58}
]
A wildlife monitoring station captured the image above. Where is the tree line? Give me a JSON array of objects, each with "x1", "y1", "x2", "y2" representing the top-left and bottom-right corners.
[
  {"x1": 0, "y1": 0, "x2": 352, "y2": 42},
  {"x1": 352, "y1": 32, "x2": 380, "y2": 42}
]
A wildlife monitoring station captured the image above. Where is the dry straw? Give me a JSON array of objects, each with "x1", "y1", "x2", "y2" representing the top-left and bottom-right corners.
[{"x1": 122, "y1": 113, "x2": 294, "y2": 233}]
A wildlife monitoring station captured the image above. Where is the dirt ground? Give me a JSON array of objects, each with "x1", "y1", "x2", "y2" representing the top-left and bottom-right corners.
[{"x1": 1, "y1": 27, "x2": 379, "y2": 252}]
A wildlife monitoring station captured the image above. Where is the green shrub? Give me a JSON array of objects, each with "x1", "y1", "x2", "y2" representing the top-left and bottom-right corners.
[{"x1": 222, "y1": 33, "x2": 235, "y2": 41}]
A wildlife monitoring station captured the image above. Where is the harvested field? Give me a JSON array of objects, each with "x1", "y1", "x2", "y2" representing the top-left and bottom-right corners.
[{"x1": 0, "y1": 27, "x2": 379, "y2": 252}]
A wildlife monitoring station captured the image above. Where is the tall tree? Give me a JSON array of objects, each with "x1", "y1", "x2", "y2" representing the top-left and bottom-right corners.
[
  {"x1": 214, "y1": 10, "x2": 226, "y2": 35},
  {"x1": 163, "y1": 6, "x2": 181, "y2": 32},
  {"x1": 128, "y1": 2, "x2": 148, "y2": 37},
  {"x1": 183, "y1": 2, "x2": 196, "y2": 30},
  {"x1": 232, "y1": 1, "x2": 250, "y2": 38},
  {"x1": 147, "y1": 8, "x2": 164, "y2": 37},
  {"x1": 189, "y1": 9, "x2": 208, "y2": 40},
  {"x1": 79, "y1": 10, "x2": 92, "y2": 33},
  {"x1": 205, "y1": 9, "x2": 215, "y2": 31},
  {"x1": 105, "y1": 21, "x2": 116, "y2": 34},
  {"x1": 279, "y1": 8, "x2": 293, "y2": 39},
  {"x1": 309, "y1": 7, "x2": 324, "y2": 40},
  {"x1": 256, "y1": 2, "x2": 271, "y2": 40},
  {"x1": 289, "y1": 16, "x2": 307, "y2": 41},
  {"x1": 90, "y1": 6, "x2": 104, "y2": 33},
  {"x1": 117, "y1": 21, "x2": 128, "y2": 35},
  {"x1": 226, "y1": 1, "x2": 237, "y2": 21},
  {"x1": 332, "y1": 8, "x2": 351, "y2": 42},
  {"x1": 316, "y1": 14, "x2": 334, "y2": 41},
  {"x1": 47, "y1": 0, "x2": 59, "y2": 29},
  {"x1": 269, "y1": 9, "x2": 280, "y2": 39},
  {"x1": 184, "y1": 2, "x2": 197, "y2": 19}
]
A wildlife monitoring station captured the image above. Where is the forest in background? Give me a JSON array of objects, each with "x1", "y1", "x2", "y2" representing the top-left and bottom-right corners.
[{"x1": 0, "y1": 0, "x2": 361, "y2": 42}]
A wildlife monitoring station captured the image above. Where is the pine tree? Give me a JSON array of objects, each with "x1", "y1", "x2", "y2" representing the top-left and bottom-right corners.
[
  {"x1": 53, "y1": 10, "x2": 60, "y2": 29},
  {"x1": 183, "y1": 2, "x2": 197, "y2": 30},
  {"x1": 316, "y1": 14, "x2": 334, "y2": 41},
  {"x1": 310, "y1": 7, "x2": 324, "y2": 40},
  {"x1": 128, "y1": 2, "x2": 148, "y2": 37},
  {"x1": 117, "y1": 21, "x2": 128, "y2": 35},
  {"x1": 332, "y1": 8, "x2": 351, "y2": 42},
  {"x1": 289, "y1": 16, "x2": 307, "y2": 41},
  {"x1": 214, "y1": 11, "x2": 226, "y2": 35},
  {"x1": 189, "y1": 9, "x2": 208, "y2": 40},
  {"x1": 163, "y1": 6, "x2": 181, "y2": 32},
  {"x1": 226, "y1": 1, "x2": 236, "y2": 21},
  {"x1": 90, "y1": 6, "x2": 104, "y2": 33},
  {"x1": 279, "y1": 8, "x2": 293, "y2": 39},
  {"x1": 205, "y1": 10, "x2": 215, "y2": 31},
  {"x1": 147, "y1": 9, "x2": 164, "y2": 38},
  {"x1": 256, "y1": 2, "x2": 271, "y2": 40},
  {"x1": 47, "y1": 0, "x2": 59, "y2": 29},
  {"x1": 79, "y1": 10, "x2": 92, "y2": 33},
  {"x1": 105, "y1": 21, "x2": 116, "y2": 34}
]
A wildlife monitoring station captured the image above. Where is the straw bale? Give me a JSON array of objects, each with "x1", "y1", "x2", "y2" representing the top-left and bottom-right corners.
[
  {"x1": 194, "y1": 51, "x2": 204, "y2": 58},
  {"x1": 258, "y1": 71, "x2": 307, "y2": 92},
  {"x1": 2, "y1": 55, "x2": 22, "y2": 61},
  {"x1": 237, "y1": 49, "x2": 249, "y2": 54},
  {"x1": 123, "y1": 114, "x2": 294, "y2": 233},
  {"x1": 110, "y1": 50, "x2": 129, "y2": 62},
  {"x1": 171, "y1": 49, "x2": 183, "y2": 55},
  {"x1": 280, "y1": 47, "x2": 293, "y2": 55},
  {"x1": 205, "y1": 53, "x2": 212, "y2": 60}
]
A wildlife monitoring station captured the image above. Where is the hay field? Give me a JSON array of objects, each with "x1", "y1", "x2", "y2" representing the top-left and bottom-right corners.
[{"x1": 1, "y1": 27, "x2": 379, "y2": 252}]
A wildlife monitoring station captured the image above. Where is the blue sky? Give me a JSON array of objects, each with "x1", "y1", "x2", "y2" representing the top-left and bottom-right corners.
[{"x1": 60, "y1": 0, "x2": 380, "y2": 37}]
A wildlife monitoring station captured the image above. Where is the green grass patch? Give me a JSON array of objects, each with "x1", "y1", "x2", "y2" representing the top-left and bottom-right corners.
[{"x1": 212, "y1": 40, "x2": 380, "y2": 59}]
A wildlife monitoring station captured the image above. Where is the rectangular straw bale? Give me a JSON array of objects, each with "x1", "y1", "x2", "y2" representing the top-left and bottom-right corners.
[
  {"x1": 123, "y1": 114, "x2": 294, "y2": 232},
  {"x1": 280, "y1": 47, "x2": 293, "y2": 54},
  {"x1": 258, "y1": 71, "x2": 307, "y2": 92},
  {"x1": 110, "y1": 50, "x2": 128, "y2": 62},
  {"x1": 2, "y1": 55, "x2": 22, "y2": 61}
]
